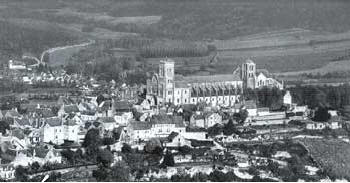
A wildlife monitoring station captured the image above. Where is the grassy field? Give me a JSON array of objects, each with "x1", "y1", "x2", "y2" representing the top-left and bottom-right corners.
[{"x1": 299, "y1": 138, "x2": 350, "y2": 180}]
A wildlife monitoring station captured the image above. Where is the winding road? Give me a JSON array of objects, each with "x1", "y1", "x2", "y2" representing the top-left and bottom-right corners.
[{"x1": 23, "y1": 39, "x2": 95, "y2": 66}]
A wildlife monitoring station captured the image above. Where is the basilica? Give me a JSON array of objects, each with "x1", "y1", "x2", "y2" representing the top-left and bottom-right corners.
[{"x1": 146, "y1": 59, "x2": 283, "y2": 106}]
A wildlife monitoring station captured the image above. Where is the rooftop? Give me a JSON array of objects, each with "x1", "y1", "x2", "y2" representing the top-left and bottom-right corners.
[{"x1": 175, "y1": 74, "x2": 241, "y2": 84}]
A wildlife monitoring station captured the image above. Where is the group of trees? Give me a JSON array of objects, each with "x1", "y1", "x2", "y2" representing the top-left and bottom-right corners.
[
  {"x1": 65, "y1": 43, "x2": 148, "y2": 85},
  {"x1": 244, "y1": 87, "x2": 284, "y2": 110},
  {"x1": 169, "y1": 169, "x2": 250, "y2": 182},
  {"x1": 0, "y1": 79, "x2": 28, "y2": 94},
  {"x1": 301, "y1": 71, "x2": 350, "y2": 79},
  {"x1": 290, "y1": 84, "x2": 350, "y2": 111}
]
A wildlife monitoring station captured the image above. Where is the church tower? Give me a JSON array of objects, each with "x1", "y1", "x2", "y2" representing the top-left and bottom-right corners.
[
  {"x1": 241, "y1": 59, "x2": 256, "y2": 89},
  {"x1": 158, "y1": 59, "x2": 175, "y2": 104}
]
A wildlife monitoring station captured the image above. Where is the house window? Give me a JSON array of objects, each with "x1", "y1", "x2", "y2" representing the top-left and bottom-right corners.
[
  {"x1": 184, "y1": 90, "x2": 187, "y2": 94},
  {"x1": 177, "y1": 99, "x2": 180, "y2": 103},
  {"x1": 168, "y1": 90, "x2": 172, "y2": 95},
  {"x1": 184, "y1": 99, "x2": 187, "y2": 103}
]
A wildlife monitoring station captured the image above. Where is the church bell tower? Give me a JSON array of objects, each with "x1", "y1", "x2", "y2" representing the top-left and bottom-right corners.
[{"x1": 242, "y1": 59, "x2": 256, "y2": 89}]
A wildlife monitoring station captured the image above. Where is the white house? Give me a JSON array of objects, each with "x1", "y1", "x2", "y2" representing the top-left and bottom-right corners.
[
  {"x1": 0, "y1": 164, "x2": 15, "y2": 180},
  {"x1": 126, "y1": 115, "x2": 186, "y2": 143},
  {"x1": 8, "y1": 60, "x2": 26, "y2": 70},
  {"x1": 114, "y1": 112, "x2": 133, "y2": 126},
  {"x1": 97, "y1": 117, "x2": 117, "y2": 131},
  {"x1": 283, "y1": 90, "x2": 292, "y2": 106},
  {"x1": 190, "y1": 112, "x2": 222, "y2": 128},
  {"x1": 305, "y1": 121, "x2": 326, "y2": 130},
  {"x1": 42, "y1": 117, "x2": 80, "y2": 145}
]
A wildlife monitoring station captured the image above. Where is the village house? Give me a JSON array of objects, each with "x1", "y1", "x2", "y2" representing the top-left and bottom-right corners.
[
  {"x1": 42, "y1": 117, "x2": 80, "y2": 145},
  {"x1": 28, "y1": 146, "x2": 62, "y2": 165},
  {"x1": 134, "y1": 98, "x2": 152, "y2": 112},
  {"x1": 114, "y1": 111, "x2": 133, "y2": 126},
  {"x1": 12, "y1": 117, "x2": 31, "y2": 129},
  {"x1": 305, "y1": 121, "x2": 326, "y2": 130},
  {"x1": 97, "y1": 117, "x2": 118, "y2": 131},
  {"x1": 57, "y1": 104, "x2": 80, "y2": 117},
  {"x1": 190, "y1": 112, "x2": 222, "y2": 128},
  {"x1": 8, "y1": 60, "x2": 26, "y2": 70},
  {"x1": 0, "y1": 164, "x2": 15, "y2": 180},
  {"x1": 113, "y1": 101, "x2": 133, "y2": 113},
  {"x1": 126, "y1": 115, "x2": 186, "y2": 143},
  {"x1": 165, "y1": 132, "x2": 192, "y2": 148},
  {"x1": 97, "y1": 100, "x2": 114, "y2": 117}
]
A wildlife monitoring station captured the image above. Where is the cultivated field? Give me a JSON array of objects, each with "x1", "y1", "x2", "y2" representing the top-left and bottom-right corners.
[
  {"x1": 277, "y1": 60, "x2": 350, "y2": 76},
  {"x1": 54, "y1": 8, "x2": 162, "y2": 26},
  {"x1": 299, "y1": 138, "x2": 350, "y2": 180}
]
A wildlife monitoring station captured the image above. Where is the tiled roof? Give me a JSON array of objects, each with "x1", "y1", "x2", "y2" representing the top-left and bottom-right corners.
[
  {"x1": 12, "y1": 129, "x2": 25, "y2": 139},
  {"x1": 175, "y1": 74, "x2": 241, "y2": 84},
  {"x1": 63, "y1": 120, "x2": 77, "y2": 126},
  {"x1": 45, "y1": 117, "x2": 62, "y2": 127},
  {"x1": 150, "y1": 115, "x2": 185, "y2": 127},
  {"x1": 114, "y1": 101, "x2": 132, "y2": 110},
  {"x1": 97, "y1": 117, "x2": 116, "y2": 123},
  {"x1": 129, "y1": 121, "x2": 151, "y2": 130},
  {"x1": 5, "y1": 110, "x2": 21, "y2": 117},
  {"x1": 64, "y1": 105, "x2": 80, "y2": 113},
  {"x1": 14, "y1": 118, "x2": 30, "y2": 126}
]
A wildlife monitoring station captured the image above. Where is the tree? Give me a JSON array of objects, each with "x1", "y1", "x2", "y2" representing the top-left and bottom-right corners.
[
  {"x1": 93, "y1": 163, "x2": 131, "y2": 181},
  {"x1": 144, "y1": 138, "x2": 163, "y2": 154},
  {"x1": 96, "y1": 149, "x2": 114, "y2": 167},
  {"x1": 313, "y1": 107, "x2": 331, "y2": 122},
  {"x1": 82, "y1": 128, "x2": 102, "y2": 161},
  {"x1": 207, "y1": 124, "x2": 223, "y2": 136},
  {"x1": 0, "y1": 120, "x2": 10, "y2": 134},
  {"x1": 15, "y1": 166, "x2": 28, "y2": 181},
  {"x1": 223, "y1": 119, "x2": 236, "y2": 136},
  {"x1": 61, "y1": 149, "x2": 76, "y2": 164},
  {"x1": 30, "y1": 162, "x2": 41, "y2": 173},
  {"x1": 121, "y1": 143, "x2": 132, "y2": 154},
  {"x1": 162, "y1": 151, "x2": 175, "y2": 167}
]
